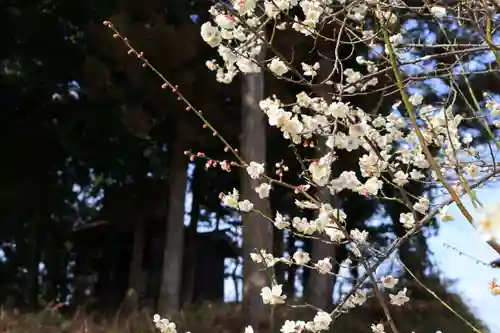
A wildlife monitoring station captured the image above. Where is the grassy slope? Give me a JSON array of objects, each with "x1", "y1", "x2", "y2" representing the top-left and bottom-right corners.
[{"x1": 0, "y1": 279, "x2": 488, "y2": 333}]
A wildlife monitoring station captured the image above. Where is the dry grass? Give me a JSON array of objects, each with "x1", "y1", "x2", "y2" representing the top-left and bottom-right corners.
[{"x1": 0, "y1": 281, "x2": 489, "y2": 333}]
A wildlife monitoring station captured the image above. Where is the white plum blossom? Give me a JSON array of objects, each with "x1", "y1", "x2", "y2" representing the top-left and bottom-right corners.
[
  {"x1": 350, "y1": 228, "x2": 368, "y2": 244},
  {"x1": 238, "y1": 199, "x2": 254, "y2": 212},
  {"x1": 296, "y1": 92, "x2": 312, "y2": 107},
  {"x1": 292, "y1": 16, "x2": 316, "y2": 36},
  {"x1": 344, "y1": 68, "x2": 362, "y2": 84},
  {"x1": 465, "y1": 164, "x2": 479, "y2": 178},
  {"x1": 359, "y1": 177, "x2": 383, "y2": 196},
  {"x1": 331, "y1": 208, "x2": 347, "y2": 222},
  {"x1": 312, "y1": 311, "x2": 332, "y2": 331},
  {"x1": 390, "y1": 287, "x2": 410, "y2": 306},
  {"x1": 400, "y1": 212, "x2": 416, "y2": 229},
  {"x1": 487, "y1": 100, "x2": 500, "y2": 117},
  {"x1": 301, "y1": 62, "x2": 320, "y2": 77},
  {"x1": 293, "y1": 216, "x2": 316, "y2": 235},
  {"x1": 413, "y1": 197, "x2": 429, "y2": 214},
  {"x1": 237, "y1": 57, "x2": 261, "y2": 73},
  {"x1": 309, "y1": 155, "x2": 333, "y2": 186},
  {"x1": 261, "y1": 284, "x2": 287, "y2": 305},
  {"x1": 409, "y1": 93, "x2": 424, "y2": 106},
  {"x1": 410, "y1": 169, "x2": 425, "y2": 180},
  {"x1": 339, "y1": 171, "x2": 362, "y2": 191},
  {"x1": 371, "y1": 323, "x2": 386, "y2": 333},
  {"x1": 274, "y1": 212, "x2": 291, "y2": 230},
  {"x1": 325, "y1": 227, "x2": 345, "y2": 242},
  {"x1": 326, "y1": 102, "x2": 349, "y2": 118},
  {"x1": 293, "y1": 249, "x2": 311, "y2": 265},
  {"x1": 153, "y1": 315, "x2": 177, "y2": 333},
  {"x1": 222, "y1": 189, "x2": 239, "y2": 208},
  {"x1": 388, "y1": 34, "x2": 404, "y2": 50},
  {"x1": 255, "y1": 183, "x2": 271, "y2": 198},
  {"x1": 380, "y1": 275, "x2": 398, "y2": 289},
  {"x1": 250, "y1": 249, "x2": 277, "y2": 267},
  {"x1": 314, "y1": 210, "x2": 331, "y2": 232},
  {"x1": 233, "y1": 0, "x2": 257, "y2": 15},
  {"x1": 372, "y1": 115, "x2": 386, "y2": 128},
  {"x1": 200, "y1": 22, "x2": 221, "y2": 47},
  {"x1": 349, "y1": 122, "x2": 369, "y2": 138},
  {"x1": 315, "y1": 257, "x2": 332, "y2": 274},
  {"x1": 214, "y1": 14, "x2": 236, "y2": 30},
  {"x1": 259, "y1": 96, "x2": 304, "y2": 143},
  {"x1": 263, "y1": 0, "x2": 281, "y2": 17},
  {"x1": 268, "y1": 57, "x2": 289, "y2": 76},
  {"x1": 206, "y1": 59, "x2": 218, "y2": 71},
  {"x1": 359, "y1": 152, "x2": 389, "y2": 177},
  {"x1": 430, "y1": 6, "x2": 446, "y2": 18},
  {"x1": 247, "y1": 161, "x2": 265, "y2": 179},
  {"x1": 393, "y1": 171, "x2": 409, "y2": 186},
  {"x1": 281, "y1": 321, "x2": 297, "y2": 333}
]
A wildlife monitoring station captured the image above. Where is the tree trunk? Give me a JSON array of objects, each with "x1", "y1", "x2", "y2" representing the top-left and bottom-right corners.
[
  {"x1": 158, "y1": 142, "x2": 189, "y2": 315},
  {"x1": 284, "y1": 231, "x2": 296, "y2": 296},
  {"x1": 44, "y1": 231, "x2": 57, "y2": 302},
  {"x1": 181, "y1": 163, "x2": 201, "y2": 305},
  {"x1": 306, "y1": 50, "x2": 337, "y2": 311},
  {"x1": 306, "y1": 189, "x2": 336, "y2": 310},
  {"x1": 26, "y1": 213, "x2": 41, "y2": 308},
  {"x1": 302, "y1": 238, "x2": 312, "y2": 297},
  {"x1": 124, "y1": 217, "x2": 145, "y2": 312},
  {"x1": 273, "y1": 228, "x2": 285, "y2": 285},
  {"x1": 241, "y1": 37, "x2": 273, "y2": 329},
  {"x1": 45, "y1": 228, "x2": 65, "y2": 303}
]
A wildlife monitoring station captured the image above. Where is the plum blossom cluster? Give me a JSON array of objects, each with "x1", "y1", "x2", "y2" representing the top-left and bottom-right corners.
[
  {"x1": 200, "y1": 0, "x2": 387, "y2": 84},
  {"x1": 103, "y1": 11, "x2": 500, "y2": 333},
  {"x1": 99, "y1": 0, "x2": 500, "y2": 332},
  {"x1": 256, "y1": 92, "x2": 465, "y2": 221},
  {"x1": 220, "y1": 188, "x2": 255, "y2": 212},
  {"x1": 278, "y1": 311, "x2": 334, "y2": 333},
  {"x1": 153, "y1": 314, "x2": 177, "y2": 333},
  {"x1": 234, "y1": 13, "x2": 499, "y2": 333},
  {"x1": 211, "y1": 30, "x2": 500, "y2": 333}
]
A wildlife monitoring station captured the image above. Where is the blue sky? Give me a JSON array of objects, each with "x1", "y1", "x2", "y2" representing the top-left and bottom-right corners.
[{"x1": 428, "y1": 186, "x2": 500, "y2": 332}]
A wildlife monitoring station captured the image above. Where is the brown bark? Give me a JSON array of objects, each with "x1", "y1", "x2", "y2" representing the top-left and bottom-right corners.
[
  {"x1": 158, "y1": 141, "x2": 189, "y2": 315},
  {"x1": 273, "y1": 228, "x2": 285, "y2": 285},
  {"x1": 241, "y1": 37, "x2": 273, "y2": 329},
  {"x1": 124, "y1": 217, "x2": 145, "y2": 312},
  {"x1": 306, "y1": 188, "x2": 336, "y2": 310},
  {"x1": 306, "y1": 45, "x2": 338, "y2": 310},
  {"x1": 181, "y1": 164, "x2": 201, "y2": 305}
]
